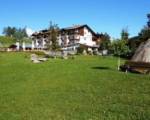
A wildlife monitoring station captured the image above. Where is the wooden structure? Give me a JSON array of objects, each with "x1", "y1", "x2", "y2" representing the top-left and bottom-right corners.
[
  {"x1": 120, "y1": 39, "x2": 150, "y2": 74},
  {"x1": 120, "y1": 61, "x2": 150, "y2": 74}
]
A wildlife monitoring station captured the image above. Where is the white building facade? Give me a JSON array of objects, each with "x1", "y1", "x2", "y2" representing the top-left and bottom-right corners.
[{"x1": 31, "y1": 25, "x2": 100, "y2": 51}]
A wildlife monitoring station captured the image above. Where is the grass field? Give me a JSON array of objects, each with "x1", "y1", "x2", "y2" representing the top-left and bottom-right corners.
[{"x1": 0, "y1": 52, "x2": 149, "y2": 120}]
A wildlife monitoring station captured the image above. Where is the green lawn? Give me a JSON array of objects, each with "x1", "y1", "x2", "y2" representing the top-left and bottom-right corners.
[{"x1": 0, "y1": 52, "x2": 150, "y2": 120}]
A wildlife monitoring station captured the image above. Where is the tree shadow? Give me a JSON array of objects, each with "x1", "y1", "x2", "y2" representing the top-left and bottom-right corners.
[{"x1": 91, "y1": 66, "x2": 110, "y2": 70}]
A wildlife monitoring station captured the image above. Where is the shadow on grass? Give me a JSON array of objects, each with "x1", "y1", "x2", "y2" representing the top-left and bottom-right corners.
[{"x1": 91, "y1": 66, "x2": 110, "y2": 70}]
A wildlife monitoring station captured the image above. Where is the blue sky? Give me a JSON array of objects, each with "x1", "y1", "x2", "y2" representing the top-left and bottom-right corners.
[{"x1": 0, "y1": 0, "x2": 149, "y2": 38}]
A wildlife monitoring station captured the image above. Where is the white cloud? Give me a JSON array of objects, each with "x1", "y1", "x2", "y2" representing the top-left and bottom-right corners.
[{"x1": 26, "y1": 28, "x2": 34, "y2": 37}]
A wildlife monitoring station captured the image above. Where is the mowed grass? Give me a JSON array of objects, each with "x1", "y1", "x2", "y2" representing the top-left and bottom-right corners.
[{"x1": 0, "y1": 52, "x2": 150, "y2": 120}]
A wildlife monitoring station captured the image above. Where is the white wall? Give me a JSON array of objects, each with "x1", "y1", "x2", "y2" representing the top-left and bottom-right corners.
[
  {"x1": 79, "y1": 27, "x2": 96, "y2": 46},
  {"x1": 60, "y1": 27, "x2": 97, "y2": 47},
  {"x1": 61, "y1": 35, "x2": 69, "y2": 46},
  {"x1": 58, "y1": 35, "x2": 62, "y2": 46}
]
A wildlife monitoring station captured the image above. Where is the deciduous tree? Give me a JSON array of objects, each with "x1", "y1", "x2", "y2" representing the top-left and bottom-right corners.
[
  {"x1": 47, "y1": 21, "x2": 60, "y2": 51},
  {"x1": 99, "y1": 32, "x2": 111, "y2": 50}
]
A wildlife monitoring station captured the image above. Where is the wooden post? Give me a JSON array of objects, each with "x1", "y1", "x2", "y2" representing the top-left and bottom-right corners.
[
  {"x1": 118, "y1": 56, "x2": 121, "y2": 71},
  {"x1": 32, "y1": 41, "x2": 35, "y2": 50},
  {"x1": 22, "y1": 42, "x2": 26, "y2": 51}
]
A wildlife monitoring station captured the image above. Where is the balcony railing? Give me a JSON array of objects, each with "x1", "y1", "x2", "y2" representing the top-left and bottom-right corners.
[{"x1": 68, "y1": 35, "x2": 80, "y2": 40}]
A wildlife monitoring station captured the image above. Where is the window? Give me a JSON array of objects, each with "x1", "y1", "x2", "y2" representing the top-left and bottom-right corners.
[{"x1": 75, "y1": 30, "x2": 78, "y2": 33}]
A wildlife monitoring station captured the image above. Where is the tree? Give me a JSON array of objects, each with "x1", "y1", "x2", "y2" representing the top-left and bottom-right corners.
[
  {"x1": 128, "y1": 36, "x2": 140, "y2": 55},
  {"x1": 14, "y1": 27, "x2": 28, "y2": 42},
  {"x1": 111, "y1": 39, "x2": 131, "y2": 58},
  {"x1": 99, "y1": 32, "x2": 111, "y2": 50},
  {"x1": 139, "y1": 26, "x2": 150, "y2": 41},
  {"x1": 46, "y1": 21, "x2": 60, "y2": 51},
  {"x1": 128, "y1": 13, "x2": 150, "y2": 55},
  {"x1": 110, "y1": 28, "x2": 131, "y2": 58},
  {"x1": 138, "y1": 14, "x2": 150, "y2": 41},
  {"x1": 121, "y1": 28, "x2": 129, "y2": 41},
  {"x1": 3, "y1": 26, "x2": 28, "y2": 42},
  {"x1": 3, "y1": 26, "x2": 17, "y2": 37},
  {"x1": 147, "y1": 13, "x2": 150, "y2": 28}
]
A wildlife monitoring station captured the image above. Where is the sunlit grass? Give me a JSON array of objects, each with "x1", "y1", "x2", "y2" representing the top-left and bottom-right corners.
[{"x1": 0, "y1": 52, "x2": 149, "y2": 120}]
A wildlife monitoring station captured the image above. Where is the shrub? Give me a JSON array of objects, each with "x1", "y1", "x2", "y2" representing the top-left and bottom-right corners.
[{"x1": 77, "y1": 45, "x2": 87, "y2": 54}]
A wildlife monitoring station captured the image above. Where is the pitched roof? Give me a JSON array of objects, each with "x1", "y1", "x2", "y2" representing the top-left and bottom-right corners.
[
  {"x1": 32, "y1": 24, "x2": 98, "y2": 37},
  {"x1": 62, "y1": 25, "x2": 85, "y2": 30},
  {"x1": 61, "y1": 24, "x2": 97, "y2": 36}
]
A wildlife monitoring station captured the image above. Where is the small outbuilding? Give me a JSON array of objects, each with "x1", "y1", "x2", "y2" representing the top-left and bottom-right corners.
[
  {"x1": 120, "y1": 39, "x2": 150, "y2": 74},
  {"x1": 7, "y1": 44, "x2": 17, "y2": 51}
]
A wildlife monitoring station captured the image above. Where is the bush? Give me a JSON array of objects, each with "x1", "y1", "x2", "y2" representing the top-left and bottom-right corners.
[
  {"x1": 77, "y1": 45, "x2": 87, "y2": 54},
  {"x1": 111, "y1": 39, "x2": 131, "y2": 58}
]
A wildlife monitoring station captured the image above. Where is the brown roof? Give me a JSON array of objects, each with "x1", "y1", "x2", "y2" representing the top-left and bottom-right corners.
[
  {"x1": 32, "y1": 24, "x2": 98, "y2": 37},
  {"x1": 61, "y1": 24, "x2": 97, "y2": 36}
]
